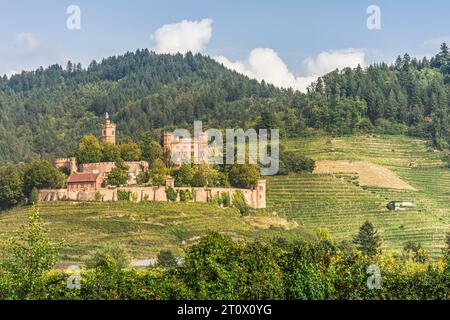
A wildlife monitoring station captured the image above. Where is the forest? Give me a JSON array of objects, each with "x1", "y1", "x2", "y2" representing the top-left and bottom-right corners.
[{"x1": 0, "y1": 43, "x2": 448, "y2": 164}]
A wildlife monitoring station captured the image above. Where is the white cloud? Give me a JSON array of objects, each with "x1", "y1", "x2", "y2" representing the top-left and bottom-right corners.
[
  {"x1": 215, "y1": 48, "x2": 366, "y2": 92},
  {"x1": 301, "y1": 49, "x2": 365, "y2": 76},
  {"x1": 151, "y1": 18, "x2": 213, "y2": 54},
  {"x1": 15, "y1": 33, "x2": 42, "y2": 56},
  {"x1": 215, "y1": 49, "x2": 317, "y2": 92}
]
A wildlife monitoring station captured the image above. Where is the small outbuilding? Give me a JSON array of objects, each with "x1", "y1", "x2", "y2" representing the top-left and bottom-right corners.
[{"x1": 387, "y1": 200, "x2": 415, "y2": 211}]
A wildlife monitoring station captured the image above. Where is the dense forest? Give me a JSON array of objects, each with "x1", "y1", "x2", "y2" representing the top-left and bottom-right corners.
[{"x1": 0, "y1": 43, "x2": 448, "y2": 164}]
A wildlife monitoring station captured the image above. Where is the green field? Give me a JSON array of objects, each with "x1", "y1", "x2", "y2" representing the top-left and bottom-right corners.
[
  {"x1": 0, "y1": 134, "x2": 448, "y2": 260},
  {"x1": 269, "y1": 134, "x2": 449, "y2": 257},
  {"x1": 0, "y1": 201, "x2": 306, "y2": 261}
]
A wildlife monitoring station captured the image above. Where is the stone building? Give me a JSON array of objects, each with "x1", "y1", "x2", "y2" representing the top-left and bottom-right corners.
[
  {"x1": 164, "y1": 131, "x2": 209, "y2": 165},
  {"x1": 101, "y1": 112, "x2": 116, "y2": 145},
  {"x1": 67, "y1": 173, "x2": 102, "y2": 193},
  {"x1": 54, "y1": 113, "x2": 147, "y2": 187}
]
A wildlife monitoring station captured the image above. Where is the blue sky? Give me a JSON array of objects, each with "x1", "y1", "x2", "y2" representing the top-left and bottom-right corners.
[{"x1": 0, "y1": 0, "x2": 448, "y2": 91}]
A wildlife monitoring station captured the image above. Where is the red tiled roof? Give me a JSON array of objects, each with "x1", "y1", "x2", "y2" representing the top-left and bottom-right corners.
[{"x1": 67, "y1": 173, "x2": 99, "y2": 183}]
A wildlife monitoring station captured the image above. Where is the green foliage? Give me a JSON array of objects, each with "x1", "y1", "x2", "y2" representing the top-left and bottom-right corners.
[
  {"x1": 0, "y1": 229, "x2": 449, "y2": 300},
  {"x1": 172, "y1": 164, "x2": 195, "y2": 187},
  {"x1": 165, "y1": 187, "x2": 177, "y2": 202},
  {"x1": 180, "y1": 232, "x2": 285, "y2": 299},
  {"x1": 101, "y1": 142, "x2": 121, "y2": 162},
  {"x1": 0, "y1": 46, "x2": 448, "y2": 165},
  {"x1": 117, "y1": 190, "x2": 130, "y2": 201},
  {"x1": 75, "y1": 135, "x2": 102, "y2": 164},
  {"x1": 130, "y1": 192, "x2": 138, "y2": 202},
  {"x1": 0, "y1": 164, "x2": 24, "y2": 209},
  {"x1": 148, "y1": 159, "x2": 168, "y2": 186},
  {"x1": 107, "y1": 167, "x2": 129, "y2": 186},
  {"x1": 220, "y1": 192, "x2": 230, "y2": 207},
  {"x1": 95, "y1": 191, "x2": 103, "y2": 202},
  {"x1": 279, "y1": 150, "x2": 315, "y2": 175},
  {"x1": 232, "y1": 190, "x2": 250, "y2": 216},
  {"x1": 353, "y1": 221, "x2": 382, "y2": 256},
  {"x1": 30, "y1": 187, "x2": 39, "y2": 205},
  {"x1": 119, "y1": 138, "x2": 142, "y2": 161},
  {"x1": 0, "y1": 206, "x2": 61, "y2": 299},
  {"x1": 86, "y1": 244, "x2": 130, "y2": 270},
  {"x1": 403, "y1": 241, "x2": 429, "y2": 263},
  {"x1": 228, "y1": 164, "x2": 260, "y2": 188},
  {"x1": 179, "y1": 189, "x2": 192, "y2": 203},
  {"x1": 23, "y1": 160, "x2": 66, "y2": 195},
  {"x1": 141, "y1": 141, "x2": 164, "y2": 165},
  {"x1": 156, "y1": 250, "x2": 178, "y2": 268}
]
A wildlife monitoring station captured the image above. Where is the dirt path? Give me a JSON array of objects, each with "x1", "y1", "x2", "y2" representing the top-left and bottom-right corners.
[{"x1": 314, "y1": 160, "x2": 417, "y2": 190}]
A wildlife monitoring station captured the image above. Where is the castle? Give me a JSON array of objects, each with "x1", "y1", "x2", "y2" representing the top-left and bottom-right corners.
[
  {"x1": 46, "y1": 114, "x2": 266, "y2": 209},
  {"x1": 54, "y1": 114, "x2": 148, "y2": 192},
  {"x1": 163, "y1": 131, "x2": 209, "y2": 165}
]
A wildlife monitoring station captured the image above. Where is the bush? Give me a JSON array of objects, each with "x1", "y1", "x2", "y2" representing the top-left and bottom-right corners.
[
  {"x1": 165, "y1": 187, "x2": 177, "y2": 202},
  {"x1": 117, "y1": 190, "x2": 130, "y2": 201},
  {"x1": 156, "y1": 250, "x2": 178, "y2": 268},
  {"x1": 232, "y1": 190, "x2": 250, "y2": 216},
  {"x1": 220, "y1": 192, "x2": 230, "y2": 207},
  {"x1": 107, "y1": 167, "x2": 129, "y2": 186},
  {"x1": 95, "y1": 191, "x2": 103, "y2": 202},
  {"x1": 228, "y1": 164, "x2": 260, "y2": 188},
  {"x1": 179, "y1": 189, "x2": 192, "y2": 203},
  {"x1": 279, "y1": 150, "x2": 315, "y2": 175}
]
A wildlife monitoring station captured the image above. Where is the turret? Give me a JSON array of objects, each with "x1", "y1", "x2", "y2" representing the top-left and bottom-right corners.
[{"x1": 101, "y1": 113, "x2": 116, "y2": 145}]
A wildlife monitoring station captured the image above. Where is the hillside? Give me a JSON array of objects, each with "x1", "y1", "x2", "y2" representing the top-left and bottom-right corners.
[
  {"x1": 0, "y1": 44, "x2": 448, "y2": 164},
  {"x1": 0, "y1": 134, "x2": 448, "y2": 260},
  {"x1": 0, "y1": 201, "x2": 309, "y2": 261},
  {"x1": 268, "y1": 134, "x2": 449, "y2": 257}
]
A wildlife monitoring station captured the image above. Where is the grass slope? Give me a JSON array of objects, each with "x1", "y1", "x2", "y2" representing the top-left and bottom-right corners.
[
  {"x1": 0, "y1": 134, "x2": 447, "y2": 259},
  {"x1": 270, "y1": 134, "x2": 449, "y2": 257},
  {"x1": 0, "y1": 202, "x2": 308, "y2": 261}
]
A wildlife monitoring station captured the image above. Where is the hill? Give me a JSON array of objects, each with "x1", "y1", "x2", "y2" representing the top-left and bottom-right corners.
[
  {"x1": 0, "y1": 134, "x2": 447, "y2": 260},
  {"x1": 0, "y1": 201, "x2": 309, "y2": 261},
  {"x1": 267, "y1": 133, "x2": 449, "y2": 257},
  {"x1": 0, "y1": 44, "x2": 448, "y2": 164}
]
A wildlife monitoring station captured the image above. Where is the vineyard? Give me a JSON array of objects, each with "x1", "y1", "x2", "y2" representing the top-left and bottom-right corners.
[
  {"x1": 267, "y1": 134, "x2": 449, "y2": 257},
  {"x1": 0, "y1": 134, "x2": 448, "y2": 260}
]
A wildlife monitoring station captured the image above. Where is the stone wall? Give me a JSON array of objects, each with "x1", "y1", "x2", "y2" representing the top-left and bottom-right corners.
[{"x1": 39, "y1": 182, "x2": 266, "y2": 209}]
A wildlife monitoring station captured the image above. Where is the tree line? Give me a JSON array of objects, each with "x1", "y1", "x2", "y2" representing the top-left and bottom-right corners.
[{"x1": 0, "y1": 44, "x2": 448, "y2": 164}]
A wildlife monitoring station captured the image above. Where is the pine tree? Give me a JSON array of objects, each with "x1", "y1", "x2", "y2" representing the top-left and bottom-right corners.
[{"x1": 353, "y1": 220, "x2": 382, "y2": 256}]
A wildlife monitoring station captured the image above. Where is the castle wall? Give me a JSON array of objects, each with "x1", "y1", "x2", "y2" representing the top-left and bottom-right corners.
[{"x1": 38, "y1": 182, "x2": 266, "y2": 209}]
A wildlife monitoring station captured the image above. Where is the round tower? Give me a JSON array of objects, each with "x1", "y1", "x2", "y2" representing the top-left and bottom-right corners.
[{"x1": 101, "y1": 113, "x2": 116, "y2": 145}]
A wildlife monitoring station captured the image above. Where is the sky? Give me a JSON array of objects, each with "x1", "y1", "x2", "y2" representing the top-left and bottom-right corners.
[{"x1": 0, "y1": 0, "x2": 449, "y2": 92}]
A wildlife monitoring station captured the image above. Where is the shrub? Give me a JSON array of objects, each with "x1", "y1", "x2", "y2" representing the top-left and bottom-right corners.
[
  {"x1": 179, "y1": 189, "x2": 192, "y2": 203},
  {"x1": 117, "y1": 190, "x2": 130, "y2": 201},
  {"x1": 156, "y1": 250, "x2": 178, "y2": 268},
  {"x1": 95, "y1": 191, "x2": 103, "y2": 202},
  {"x1": 232, "y1": 190, "x2": 250, "y2": 216},
  {"x1": 228, "y1": 164, "x2": 260, "y2": 188},
  {"x1": 165, "y1": 187, "x2": 177, "y2": 202},
  {"x1": 279, "y1": 150, "x2": 315, "y2": 175},
  {"x1": 0, "y1": 206, "x2": 61, "y2": 299},
  {"x1": 30, "y1": 187, "x2": 40, "y2": 205},
  {"x1": 220, "y1": 192, "x2": 230, "y2": 207}
]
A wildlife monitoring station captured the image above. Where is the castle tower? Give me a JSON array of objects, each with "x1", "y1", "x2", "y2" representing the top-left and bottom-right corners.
[
  {"x1": 101, "y1": 113, "x2": 116, "y2": 145},
  {"x1": 163, "y1": 132, "x2": 173, "y2": 153}
]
